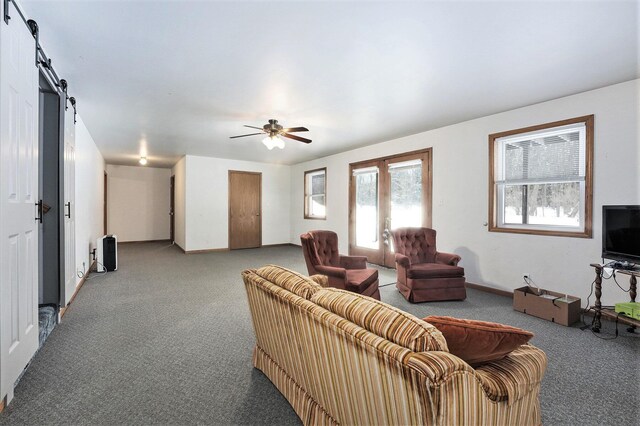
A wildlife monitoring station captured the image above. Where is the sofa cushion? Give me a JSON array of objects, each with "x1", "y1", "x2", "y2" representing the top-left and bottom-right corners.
[
  {"x1": 254, "y1": 265, "x2": 323, "y2": 300},
  {"x1": 312, "y1": 288, "x2": 448, "y2": 352},
  {"x1": 424, "y1": 316, "x2": 533, "y2": 366},
  {"x1": 407, "y1": 263, "x2": 464, "y2": 279}
]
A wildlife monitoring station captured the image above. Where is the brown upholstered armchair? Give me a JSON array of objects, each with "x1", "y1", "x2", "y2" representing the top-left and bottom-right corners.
[
  {"x1": 300, "y1": 231, "x2": 380, "y2": 300},
  {"x1": 391, "y1": 227, "x2": 466, "y2": 303}
]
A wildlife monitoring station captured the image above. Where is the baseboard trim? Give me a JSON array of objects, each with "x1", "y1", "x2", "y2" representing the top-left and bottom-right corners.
[
  {"x1": 465, "y1": 281, "x2": 513, "y2": 298},
  {"x1": 118, "y1": 239, "x2": 171, "y2": 244},
  {"x1": 183, "y1": 243, "x2": 297, "y2": 254},
  {"x1": 60, "y1": 260, "x2": 96, "y2": 318},
  {"x1": 185, "y1": 248, "x2": 230, "y2": 254}
]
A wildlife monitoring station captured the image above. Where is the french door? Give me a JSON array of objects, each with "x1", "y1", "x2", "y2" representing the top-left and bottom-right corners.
[{"x1": 349, "y1": 149, "x2": 432, "y2": 268}]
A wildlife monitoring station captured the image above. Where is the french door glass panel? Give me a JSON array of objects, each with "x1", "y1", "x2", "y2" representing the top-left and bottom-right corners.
[
  {"x1": 354, "y1": 169, "x2": 379, "y2": 249},
  {"x1": 389, "y1": 161, "x2": 422, "y2": 230}
]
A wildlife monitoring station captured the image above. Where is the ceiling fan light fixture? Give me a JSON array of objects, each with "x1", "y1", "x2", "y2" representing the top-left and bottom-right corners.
[
  {"x1": 262, "y1": 135, "x2": 284, "y2": 150},
  {"x1": 274, "y1": 136, "x2": 285, "y2": 149},
  {"x1": 262, "y1": 136, "x2": 276, "y2": 150}
]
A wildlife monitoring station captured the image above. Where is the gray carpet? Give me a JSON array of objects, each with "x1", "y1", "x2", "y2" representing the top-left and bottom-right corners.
[{"x1": 0, "y1": 242, "x2": 637, "y2": 425}]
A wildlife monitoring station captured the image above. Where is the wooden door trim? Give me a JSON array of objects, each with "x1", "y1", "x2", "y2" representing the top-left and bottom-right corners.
[
  {"x1": 228, "y1": 170, "x2": 262, "y2": 249},
  {"x1": 348, "y1": 148, "x2": 433, "y2": 267},
  {"x1": 349, "y1": 147, "x2": 433, "y2": 168},
  {"x1": 170, "y1": 175, "x2": 175, "y2": 243}
]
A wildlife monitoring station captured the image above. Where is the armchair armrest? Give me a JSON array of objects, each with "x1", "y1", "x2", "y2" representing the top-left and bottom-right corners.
[
  {"x1": 314, "y1": 264, "x2": 347, "y2": 280},
  {"x1": 339, "y1": 255, "x2": 367, "y2": 270},
  {"x1": 395, "y1": 253, "x2": 411, "y2": 268},
  {"x1": 435, "y1": 251, "x2": 461, "y2": 266}
]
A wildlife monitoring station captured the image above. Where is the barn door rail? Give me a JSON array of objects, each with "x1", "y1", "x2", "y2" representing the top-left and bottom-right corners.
[{"x1": 4, "y1": 0, "x2": 78, "y2": 119}]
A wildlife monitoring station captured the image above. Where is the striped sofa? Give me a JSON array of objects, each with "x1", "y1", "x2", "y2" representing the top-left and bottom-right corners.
[{"x1": 243, "y1": 265, "x2": 547, "y2": 426}]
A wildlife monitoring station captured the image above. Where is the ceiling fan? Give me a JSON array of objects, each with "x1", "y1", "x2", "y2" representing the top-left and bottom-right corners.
[{"x1": 230, "y1": 119, "x2": 311, "y2": 150}]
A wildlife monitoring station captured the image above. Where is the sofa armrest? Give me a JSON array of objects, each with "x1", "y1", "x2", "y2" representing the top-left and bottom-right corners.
[
  {"x1": 405, "y1": 351, "x2": 474, "y2": 383},
  {"x1": 406, "y1": 344, "x2": 547, "y2": 405},
  {"x1": 435, "y1": 251, "x2": 461, "y2": 266},
  {"x1": 474, "y1": 344, "x2": 547, "y2": 405},
  {"x1": 339, "y1": 255, "x2": 367, "y2": 270},
  {"x1": 395, "y1": 253, "x2": 411, "y2": 268},
  {"x1": 308, "y1": 274, "x2": 329, "y2": 287},
  {"x1": 314, "y1": 264, "x2": 347, "y2": 280}
]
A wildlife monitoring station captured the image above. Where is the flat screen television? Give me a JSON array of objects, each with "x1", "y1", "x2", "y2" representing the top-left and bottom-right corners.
[{"x1": 602, "y1": 205, "x2": 640, "y2": 265}]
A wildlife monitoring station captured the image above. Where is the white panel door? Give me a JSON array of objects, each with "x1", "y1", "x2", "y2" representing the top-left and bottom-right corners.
[
  {"x1": 63, "y1": 110, "x2": 75, "y2": 305},
  {"x1": 0, "y1": 6, "x2": 40, "y2": 403}
]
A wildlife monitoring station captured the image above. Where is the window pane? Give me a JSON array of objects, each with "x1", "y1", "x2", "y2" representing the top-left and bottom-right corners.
[
  {"x1": 526, "y1": 182, "x2": 581, "y2": 227},
  {"x1": 389, "y1": 165, "x2": 422, "y2": 229},
  {"x1": 504, "y1": 130, "x2": 581, "y2": 180},
  {"x1": 311, "y1": 173, "x2": 325, "y2": 195},
  {"x1": 355, "y1": 171, "x2": 378, "y2": 249},
  {"x1": 309, "y1": 195, "x2": 325, "y2": 217},
  {"x1": 504, "y1": 185, "x2": 524, "y2": 224}
]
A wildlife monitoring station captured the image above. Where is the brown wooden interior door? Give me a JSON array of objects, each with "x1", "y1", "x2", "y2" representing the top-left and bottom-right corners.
[
  {"x1": 170, "y1": 175, "x2": 175, "y2": 243},
  {"x1": 349, "y1": 149, "x2": 432, "y2": 268},
  {"x1": 229, "y1": 171, "x2": 262, "y2": 249}
]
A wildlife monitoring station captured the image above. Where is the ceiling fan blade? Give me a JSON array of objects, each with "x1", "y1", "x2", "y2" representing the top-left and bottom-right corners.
[
  {"x1": 282, "y1": 127, "x2": 309, "y2": 133},
  {"x1": 230, "y1": 132, "x2": 264, "y2": 139},
  {"x1": 282, "y1": 133, "x2": 312, "y2": 144},
  {"x1": 244, "y1": 125, "x2": 264, "y2": 130}
]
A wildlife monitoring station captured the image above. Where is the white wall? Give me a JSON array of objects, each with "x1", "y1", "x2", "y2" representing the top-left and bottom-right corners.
[
  {"x1": 172, "y1": 156, "x2": 186, "y2": 250},
  {"x1": 106, "y1": 165, "x2": 171, "y2": 242},
  {"x1": 183, "y1": 155, "x2": 290, "y2": 251},
  {"x1": 290, "y1": 79, "x2": 640, "y2": 307},
  {"x1": 73, "y1": 116, "x2": 105, "y2": 284}
]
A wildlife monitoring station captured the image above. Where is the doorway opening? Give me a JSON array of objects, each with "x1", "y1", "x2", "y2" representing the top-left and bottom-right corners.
[
  {"x1": 170, "y1": 175, "x2": 175, "y2": 244},
  {"x1": 103, "y1": 171, "x2": 108, "y2": 235},
  {"x1": 37, "y1": 71, "x2": 64, "y2": 347},
  {"x1": 349, "y1": 149, "x2": 432, "y2": 268},
  {"x1": 228, "y1": 171, "x2": 262, "y2": 249}
]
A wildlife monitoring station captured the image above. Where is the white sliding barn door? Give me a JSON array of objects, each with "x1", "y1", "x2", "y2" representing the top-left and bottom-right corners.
[
  {"x1": 63, "y1": 110, "x2": 75, "y2": 305},
  {"x1": 0, "y1": 5, "x2": 40, "y2": 403}
]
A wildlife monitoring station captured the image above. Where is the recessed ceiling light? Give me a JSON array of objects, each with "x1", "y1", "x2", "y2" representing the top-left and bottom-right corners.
[{"x1": 139, "y1": 157, "x2": 147, "y2": 165}]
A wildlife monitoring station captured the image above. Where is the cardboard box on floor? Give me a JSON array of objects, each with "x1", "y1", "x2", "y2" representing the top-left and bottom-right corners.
[{"x1": 513, "y1": 286, "x2": 581, "y2": 326}]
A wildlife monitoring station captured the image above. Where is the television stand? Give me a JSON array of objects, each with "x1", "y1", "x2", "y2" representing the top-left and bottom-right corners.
[{"x1": 590, "y1": 264, "x2": 639, "y2": 333}]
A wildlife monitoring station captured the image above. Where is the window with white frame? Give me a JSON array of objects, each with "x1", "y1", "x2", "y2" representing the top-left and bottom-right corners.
[
  {"x1": 489, "y1": 116, "x2": 593, "y2": 237},
  {"x1": 304, "y1": 168, "x2": 326, "y2": 219}
]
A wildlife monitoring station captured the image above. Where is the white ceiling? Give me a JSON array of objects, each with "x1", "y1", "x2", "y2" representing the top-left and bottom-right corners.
[{"x1": 21, "y1": 0, "x2": 639, "y2": 168}]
